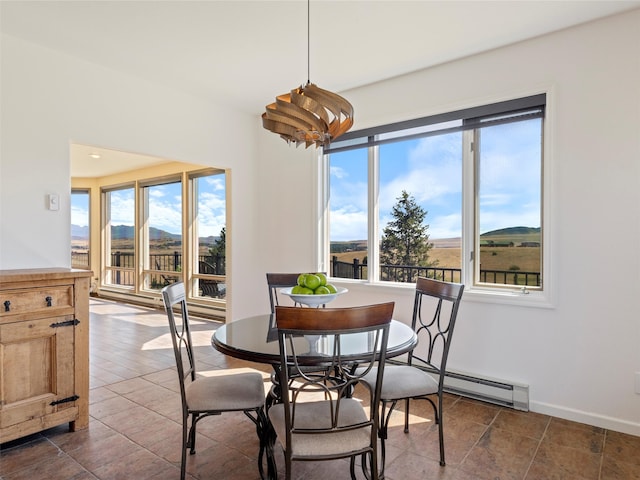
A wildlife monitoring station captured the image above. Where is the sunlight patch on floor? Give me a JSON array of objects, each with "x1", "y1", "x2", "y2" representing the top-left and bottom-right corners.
[{"x1": 141, "y1": 331, "x2": 216, "y2": 350}]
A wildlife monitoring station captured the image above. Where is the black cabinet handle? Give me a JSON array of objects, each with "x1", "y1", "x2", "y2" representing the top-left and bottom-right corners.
[
  {"x1": 3, "y1": 300, "x2": 10, "y2": 312},
  {"x1": 46, "y1": 296, "x2": 52, "y2": 307}
]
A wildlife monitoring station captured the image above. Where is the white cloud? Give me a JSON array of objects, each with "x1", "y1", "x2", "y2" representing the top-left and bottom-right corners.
[
  {"x1": 330, "y1": 165, "x2": 348, "y2": 180},
  {"x1": 428, "y1": 213, "x2": 462, "y2": 239},
  {"x1": 109, "y1": 190, "x2": 135, "y2": 225},
  {"x1": 380, "y1": 136, "x2": 462, "y2": 211},
  {"x1": 197, "y1": 191, "x2": 226, "y2": 237},
  {"x1": 330, "y1": 207, "x2": 367, "y2": 241}
]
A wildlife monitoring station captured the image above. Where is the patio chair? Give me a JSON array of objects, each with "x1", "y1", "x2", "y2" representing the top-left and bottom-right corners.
[{"x1": 199, "y1": 260, "x2": 226, "y2": 298}]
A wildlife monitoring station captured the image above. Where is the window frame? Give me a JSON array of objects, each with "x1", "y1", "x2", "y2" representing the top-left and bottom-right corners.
[
  {"x1": 320, "y1": 93, "x2": 553, "y2": 307},
  {"x1": 71, "y1": 189, "x2": 91, "y2": 270},
  {"x1": 102, "y1": 183, "x2": 136, "y2": 291},
  {"x1": 98, "y1": 168, "x2": 228, "y2": 306}
]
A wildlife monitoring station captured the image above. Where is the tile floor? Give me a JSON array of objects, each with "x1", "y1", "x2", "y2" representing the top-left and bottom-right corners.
[{"x1": 1, "y1": 298, "x2": 639, "y2": 480}]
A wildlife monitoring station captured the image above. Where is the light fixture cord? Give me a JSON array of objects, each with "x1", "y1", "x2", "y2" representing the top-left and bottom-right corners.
[{"x1": 307, "y1": 0, "x2": 310, "y2": 85}]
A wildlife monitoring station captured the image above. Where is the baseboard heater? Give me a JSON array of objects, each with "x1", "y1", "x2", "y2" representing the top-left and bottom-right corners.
[{"x1": 386, "y1": 359, "x2": 529, "y2": 411}]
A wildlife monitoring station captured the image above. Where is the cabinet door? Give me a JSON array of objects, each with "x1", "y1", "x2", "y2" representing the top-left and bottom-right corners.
[{"x1": 0, "y1": 315, "x2": 77, "y2": 430}]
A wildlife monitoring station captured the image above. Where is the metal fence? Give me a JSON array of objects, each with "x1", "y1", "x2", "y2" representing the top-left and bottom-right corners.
[
  {"x1": 330, "y1": 256, "x2": 540, "y2": 286},
  {"x1": 106, "y1": 251, "x2": 226, "y2": 275}
]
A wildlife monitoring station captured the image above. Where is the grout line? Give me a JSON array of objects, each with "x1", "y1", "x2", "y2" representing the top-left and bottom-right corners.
[
  {"x1": 598, "y1": 430, "x2": 607, "y2": 480},
  {"x1": 521, "y1": 414, "x2": 551, "y2": 480}
]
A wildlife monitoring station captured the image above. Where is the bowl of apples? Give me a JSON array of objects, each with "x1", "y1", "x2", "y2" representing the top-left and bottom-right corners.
[{"x1": 280, "y1": 273, "x2": 348, "y2": 307}]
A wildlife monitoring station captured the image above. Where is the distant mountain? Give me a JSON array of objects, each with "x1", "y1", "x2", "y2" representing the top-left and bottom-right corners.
[
  {"x1": 110, "y1": 225, "x2": 182, "y2": 241},
  {"x1": 70, "y1": 224, "x2": 219, "y2": 243},
  {"x1": 71, "y1": 224, "x2": 89, "y2": 239},
  {"x1": 481, "y1": 226, "x2": 540, "y2": 237}
]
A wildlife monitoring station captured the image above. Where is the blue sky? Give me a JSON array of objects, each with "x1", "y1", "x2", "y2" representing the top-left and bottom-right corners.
[
  {"x1": 70, "y1": 173, "x2": 226, "y2": 237},
  {"x1": 72, "y1": 119, "x2": 540, "y2": 243},
  {"x1": 329, "y1": 118, "x2": 541, "y2": 242}
]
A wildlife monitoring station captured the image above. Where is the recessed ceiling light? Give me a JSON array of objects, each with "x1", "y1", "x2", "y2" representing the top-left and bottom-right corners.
[{"x1": 89, "y1": 153, "x2": 101, "y2": 159}]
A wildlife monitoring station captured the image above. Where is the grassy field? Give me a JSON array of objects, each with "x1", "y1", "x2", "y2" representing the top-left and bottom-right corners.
[
  {"x1": 332, "y1": 245, "x2": 541, "y2": 272},
  {"x1": 100, "y1": 237, "x2": 540, "y2": 273}
]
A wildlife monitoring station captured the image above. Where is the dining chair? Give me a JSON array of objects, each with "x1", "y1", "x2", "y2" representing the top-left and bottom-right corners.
[
  {"x1": 359, "y1": 276, "x2": 464, "y2": 470},
  {"x1": 269, "y1": 302, "x2": 394, "y2": 480},
  {"x1": 161, "y1": 282, "x2": 269, "y2": 480},
  {"x1": 265, "y1": 272, "x2": 326, "y2": 313}
]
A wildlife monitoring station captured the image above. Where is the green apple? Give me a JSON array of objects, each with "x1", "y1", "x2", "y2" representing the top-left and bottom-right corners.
[
  {"x1": 298, "y1": 287, "x2": 314, "y2": 295},
  {"x1": 297, "y1": 274, "x2": 307, "y2": 287},
  {"x1": 304, "y1": 274, "x2": 321, "y2": 291},
  {"x1": 315, "y1": 273, "x2": 327, "y2": 286},
  {"x1": 325, "y1": 283, "x2": 337, "y2": 294},
  {"x1": 314, "y1": 286, "x2": 330, "y2": 295},
  {"x1": 291, "y1": 285, "x2": 304, "y2": 294}
]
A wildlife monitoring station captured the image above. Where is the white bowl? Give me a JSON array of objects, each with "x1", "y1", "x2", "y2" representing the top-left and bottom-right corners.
[{"x1": 280, "y1": 286, "x2": 348, "y2": 307}]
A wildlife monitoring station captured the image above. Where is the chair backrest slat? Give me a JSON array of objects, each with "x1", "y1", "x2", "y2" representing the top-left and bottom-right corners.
[
  {"x1": 409, "y1": 277, "x2": 464, "y2": 381},
  {"x1": 274, "y1": 302, "x2": 394, "y2": 442},
  {"x1": 161, "y1": 282, "x2": 196, "y2": 405}
]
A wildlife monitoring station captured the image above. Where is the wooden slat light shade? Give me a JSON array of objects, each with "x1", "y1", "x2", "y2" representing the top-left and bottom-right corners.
[{"x1": 262, "y1": 82, "x2": 354, "y2": 149}]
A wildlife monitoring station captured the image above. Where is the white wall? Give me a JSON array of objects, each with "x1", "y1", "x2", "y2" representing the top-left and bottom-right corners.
[
  {"x1": 2, "y1": 10, "x2": 639, "y2": 436},
  {"x1": 0, "y1": 35, "x2": 259, "y2": 320},
  {"x1": 254, "y1": 11, "x2": 640, "y2": 435}
]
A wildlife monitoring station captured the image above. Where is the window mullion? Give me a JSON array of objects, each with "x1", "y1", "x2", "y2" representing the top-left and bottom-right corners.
[
  {"x1": 368, "y1": 145, "x2": 380, "y2": 282},
  {"x1": 462, "y1": 129, "x2": 476, "y2": 287}
]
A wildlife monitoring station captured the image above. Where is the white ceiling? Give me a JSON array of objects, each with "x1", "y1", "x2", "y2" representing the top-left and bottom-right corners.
[{"x1": 3, "y1": 0, "x2": 639, "y2": 177}]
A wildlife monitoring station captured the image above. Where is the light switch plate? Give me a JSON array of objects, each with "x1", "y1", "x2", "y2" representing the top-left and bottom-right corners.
[{"x1": 48, "y1": 193, "x2": 59, "y2": 211}]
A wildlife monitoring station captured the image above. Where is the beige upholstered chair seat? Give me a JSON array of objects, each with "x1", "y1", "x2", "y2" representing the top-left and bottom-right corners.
[
  {"x1": 359, "y1": 365, "x2": 439, "y2": 400},
  {"x1": 269, "y1": 398, "x2": 371, "y2": 457},
  {"x1": 185, "y1": 372, "x2": 266, "y2": 412}
]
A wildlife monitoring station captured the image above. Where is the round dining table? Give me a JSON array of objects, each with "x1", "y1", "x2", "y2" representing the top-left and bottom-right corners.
[
  {"x1": 211, "y1": 313, "x2": 417, "y2": 480},
  {"x1": 211, "y1": 313, "x2": 418, "y2": 364}
]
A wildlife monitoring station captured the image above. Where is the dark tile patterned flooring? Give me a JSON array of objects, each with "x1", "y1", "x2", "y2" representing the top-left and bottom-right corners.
[{"x1": 1, "y1": 298, "x2": 639, "y2": 479}]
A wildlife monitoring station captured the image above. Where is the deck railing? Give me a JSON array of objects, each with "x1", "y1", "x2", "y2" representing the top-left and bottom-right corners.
[
  {"x1": 75, "y1": 252, "x2": 540, "y2": 289},
  {"x1": 331, "y1": 256, "x2": 541, "y2": 287}
]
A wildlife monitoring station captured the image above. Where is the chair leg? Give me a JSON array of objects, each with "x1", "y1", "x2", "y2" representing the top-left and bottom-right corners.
[
  {"x1": 255, "y1": 407, "x2": 275, "y2": 480},
  {"x1": 370, "y1": 444, "x2": 380, "y2": 480},
  {"x1": 438, "y1": 415, "x2": 445, "y2": 466},
  {"x1": 404, "y1": 397, "x2": 410, "y2": 433},
  {"x1": 189, "y1": 412, "x2": 198, "y2": 454},
  {"x1": 362, "y1": 399, "x2": 396, "y2": 480},
  {"x1": 180, "y1": 412, "x2": 189, "y2": 480},
  {"x1": 435, "y1": 396, "x2": 445, "y2": 466},
  {"x1": 350, "y1": 456, "x2": 358, "y2": 480},
  {"x1": 425, "y1": 395, "x2": 445, "y2": 466},
  {"x1": 285, "y1": 453, "x2": 292, "y2": 480}
]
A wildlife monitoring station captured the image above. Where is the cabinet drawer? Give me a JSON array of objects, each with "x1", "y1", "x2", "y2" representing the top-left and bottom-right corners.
[{"x1": 0, "y1": 286, "x2": 74, "y2": 318}]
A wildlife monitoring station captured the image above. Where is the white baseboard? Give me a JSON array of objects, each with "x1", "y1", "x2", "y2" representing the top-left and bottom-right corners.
[{"x1": 530, "y1": 401, "x2": 640, "y2": 437}]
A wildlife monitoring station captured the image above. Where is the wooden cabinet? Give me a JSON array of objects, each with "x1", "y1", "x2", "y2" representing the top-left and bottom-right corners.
[{"x1": 0, "y1": 268, "x2": 92, "y2": 444}]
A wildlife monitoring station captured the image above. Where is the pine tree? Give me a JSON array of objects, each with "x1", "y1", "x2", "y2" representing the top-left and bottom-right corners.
[
  {"x1": 208, "y1": 227, "x2": 225, "y2": 256},
  {"x1": 380, "y1": 191, "x2": 436, "y2": 281}
]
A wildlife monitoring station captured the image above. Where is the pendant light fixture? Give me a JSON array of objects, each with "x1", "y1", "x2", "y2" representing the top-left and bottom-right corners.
[{"x1": 262, "y1": 0, "x2": 354, "y2": 149}]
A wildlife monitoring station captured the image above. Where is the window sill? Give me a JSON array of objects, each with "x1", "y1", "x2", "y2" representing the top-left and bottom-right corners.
[
  {"x1": 463, "y1": 286, "x2": 554, "y2": 309},
  {"x1": 330, "y1": 278, "x2": 554, "y2": 309}
]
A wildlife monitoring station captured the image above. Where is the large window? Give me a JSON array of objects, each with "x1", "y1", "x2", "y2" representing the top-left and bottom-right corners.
[
  {"x1": 192, "y1": 171, "x2": 227, "y2": 300},
  {"x1": 103, "y1": 186, "x2": 135, "y2": 288},
  {"x1": 141, "y1": 178, "x2": 183, "y2": 291},
  {"x1": 324, "y1": 94, "x2": 546, "y2": 297},
  {"x1": 99, "y1": 168, "x2": 226, "y2": 303},
  {"x1": 71, "y1": 189, "x2": 90, "y2": 269}
]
